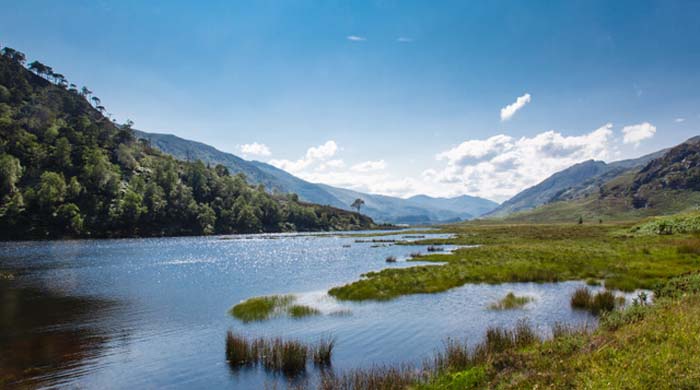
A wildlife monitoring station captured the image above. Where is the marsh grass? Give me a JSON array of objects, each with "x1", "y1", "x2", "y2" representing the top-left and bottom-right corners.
[
  {"x1": 230, "y1": 295, "x2": 295, "y2": 322},
  {"x1": 329, "y1": 223, "x2": 700, "y2": 301},
  {"x1": 488, "y1": 292, "x2": 533, "y2": 310},
  {"x1": 426, "y1": 245, "x2": 444, "y2": 252},
  {"x1": 385, "y1": 256, "x2": 397, "y2": 263},
  {"x1": 570, "y1": 288, "x2": 618, "y2": 315},
  {"x1": 226, "y1": 332, "x2": 340, "y2": 376},
  {"x1": 313, "y1": 337, "x2": 336, "y2": 367},
  {"x1": 288, "y1": 305, "x2": 321, "y2": 319}
]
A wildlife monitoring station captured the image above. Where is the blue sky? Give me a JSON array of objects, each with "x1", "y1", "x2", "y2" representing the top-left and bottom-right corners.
[{"x1": 2, "y1": 0, "x2": 699, "y2": 201}]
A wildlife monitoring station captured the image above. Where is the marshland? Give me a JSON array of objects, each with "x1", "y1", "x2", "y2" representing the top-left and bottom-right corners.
[{"x1": 5, "y1": 218, "x2": 695, "y2": 388}]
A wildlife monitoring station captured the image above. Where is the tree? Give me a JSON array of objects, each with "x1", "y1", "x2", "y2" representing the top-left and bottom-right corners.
[
  {"x1": 1, "y1": 47, "x2": 26, "y2": 64},
  {"x1": 351, "y1": 198, "x2": 365, "y2": 213},
  {"x1": 81, "y1": 86, "x2": 92, "y2": 98},
  {"x1": 0, "y1": 154, "x2": 22, "y2": 195},
  {"x1": 55, "y1": 203, "x2": 84, "y2": 234},
  {"x1": 37, "y1": 171, "x2": 67, "y2": 209}
]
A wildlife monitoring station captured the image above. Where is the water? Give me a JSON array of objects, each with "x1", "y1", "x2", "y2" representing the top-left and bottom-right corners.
[{"x1": 0, "y1": 231, "x2": 636, "y2": 389}]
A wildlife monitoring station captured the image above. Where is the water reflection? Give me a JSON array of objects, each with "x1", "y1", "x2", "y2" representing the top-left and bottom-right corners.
[{"x1": 0, "y1": 280, "x2": 117, "y2": 388}]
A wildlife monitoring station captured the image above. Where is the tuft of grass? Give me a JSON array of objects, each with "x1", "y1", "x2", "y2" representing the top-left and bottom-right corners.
[
  {"x1": 313, "y1": 337, "x2": 336, "y2": 367},
  {"x1": 570, "y1": 288, "x2": 619, "y2": 315},
  {"x1": 385, "y1": 255, "x2": 397, "y2": 263},
  {"x1": 488, "y1": 292, "x2": 533, "y2": 310},
  {"x1": 426, "y1": 245, "x2": 444, "y2": 252},
  {"x1": 586, "y1": 278, "x2": 601, "y2": 286},
  {"x1": 288, "y1": 304, "x2": 321, "y2": 319},
  {"x1": 230, "y1": 295, "x2": 294, "y2": 322},
  {"x1": 570, "y1": 287, "x2": 592, "y2": 309},
  {"x1": 225, "y1": 332, "x2": 323, "y2": 377}
]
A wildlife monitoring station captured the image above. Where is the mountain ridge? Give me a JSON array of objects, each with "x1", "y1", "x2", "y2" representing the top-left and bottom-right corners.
[{"x1": 134, "y1": 130, "x2": 499, "y2": 223}]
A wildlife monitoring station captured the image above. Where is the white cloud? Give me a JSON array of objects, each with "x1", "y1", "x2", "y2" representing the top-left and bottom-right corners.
[
  {"x1": 239, "y1": 142, "x2": 271, "y2": 157},
  {"x1": 675, "y1": 118, "x2": 685, "y2": 123},
  {"x1": 351, "y1": 160, "x2": 386, "y2": 172},
  {"x1": 269, "y1": 140, "x2": 338, "y2": 173},
  {"x1": 397, "y1": 37, "x2": 413, "y2": 43},
  {"x1": 429, "y1": 125, "x2": 614, "y2": 201},
  {"x1": 500, "y1": 93, "x2": 531, "y2": 121},
  {"x1": 621, "y1": 122, "x2": 656, "y2": 146},
  {"x1": 347, "y1": 35, "x2": 366, "y2": 41}
]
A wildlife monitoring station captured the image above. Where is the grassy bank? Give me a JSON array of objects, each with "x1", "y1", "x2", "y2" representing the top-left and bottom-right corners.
[
  {"x1": 422, "y1": 273, "x2": 700, "y2": 389},
  {"x1": 329, "y1": 222, "x2": 700, "y2": 301},
  {"x1": 296, "y1": 274, "x2": 700, "y2": 389}
]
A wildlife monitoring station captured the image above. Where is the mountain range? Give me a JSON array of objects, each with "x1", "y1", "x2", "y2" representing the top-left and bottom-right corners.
[
  {"x1": 134, "y1": 131, "x2": 499, "y2": 223},
  {"x1": 491, "y1": 136, "x2": 700, "y2": 222}
]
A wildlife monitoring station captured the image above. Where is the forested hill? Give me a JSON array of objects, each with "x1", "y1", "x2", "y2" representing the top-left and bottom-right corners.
[{"x1": 0, "y1": 46, "x2": 374, "y2": 239}]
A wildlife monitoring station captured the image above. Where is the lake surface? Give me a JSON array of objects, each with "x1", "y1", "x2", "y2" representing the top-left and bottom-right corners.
[{"x1": 0, "y1": 231, "x2": 632, "y2": 389}]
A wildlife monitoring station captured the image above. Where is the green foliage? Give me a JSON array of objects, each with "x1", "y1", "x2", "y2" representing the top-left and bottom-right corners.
[
  {"x1": 488, "y1": 292, "x2": 533, "y2": 310},
  {"x1": 632, "y1": 211, "x2": 700, "y2": 235},
  {"x1": 287, "y1": 304, "x2": 321, "y2": 318},
  {"x1": 229, "y1": 295, "x2": 295, "y2": 322},
  {"x1": 0, "y1": 49, "x2": 373, "y2": 239}
]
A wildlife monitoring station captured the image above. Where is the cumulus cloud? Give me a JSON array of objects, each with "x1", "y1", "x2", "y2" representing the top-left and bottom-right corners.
[
  {"x1": 239, "y1": 142, "x2": 271, "y2": 157},
  {"x1": 675, "y1": 118, "x2": 685, "y2": 123},
  {"x1": 621, "y1": 122, "x2": 656, "y2": 146},
  {"x1": 267, "y1": 125, "x2": 627, "y2": 202},
  {"x1": 269, "y1": 140, "x2": 338, "y2": 173},
  {"x1": 430, "y1": 124, "x2": 614, "y2": 201},
  {"x1": 351, "y1": 160, "x2": 386, "y2": 172},
  {"x1": 500, "y1": 93, "x2": 531, "y2": 121},
  {"x1": 347, "y1": 35, "x2": 366, "y2": 41}
]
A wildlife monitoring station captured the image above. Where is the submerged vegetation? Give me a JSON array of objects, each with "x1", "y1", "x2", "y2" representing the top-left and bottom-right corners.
[
  {"x1": 0, "y1": 46, "x2": 373, "y2": 239},
  {"x1": 488, "y1": 292, "x2": 533, "y2": 310},
  {"x1": 288, "y1": 305, "x2": 321, "y2": 319},
  {"x1": 329, "y1": 222, "x2": 700, "y2": 301}
]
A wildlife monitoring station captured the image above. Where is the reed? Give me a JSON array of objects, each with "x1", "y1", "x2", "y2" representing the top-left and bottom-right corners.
[
  {"x1": 288, "y1": 305, "x2": 321, "y2": 318},
  {"x1": 313, "y1": 337, "x2": 336, "y2": 367}
]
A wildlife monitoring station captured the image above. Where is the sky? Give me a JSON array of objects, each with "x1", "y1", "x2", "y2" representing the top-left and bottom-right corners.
[{"x1": 2, "y1": 0, "x2": 699, "y2": 202}]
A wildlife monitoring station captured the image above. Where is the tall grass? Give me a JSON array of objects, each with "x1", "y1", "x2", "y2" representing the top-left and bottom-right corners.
[
  {"x1": 226, "y1": 332, "x2": 335, "y2": 376},
  {"x1": 313, "y1": 337, "x2": 336, "y2": 367},
  {"x1": 570, "y1": 287, "x2": 619, "y2": 315}
]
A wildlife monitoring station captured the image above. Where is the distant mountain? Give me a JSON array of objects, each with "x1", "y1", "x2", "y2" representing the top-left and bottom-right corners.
[
  {"x1": 135, "y1": 131, "x2": 499, "y2": 223},
  {"x1": 496, "y1": 136, "x2": 700, "y2": 222},
  {"x1": 485, "y1": 148, "x2": 668, "y2": 218}
]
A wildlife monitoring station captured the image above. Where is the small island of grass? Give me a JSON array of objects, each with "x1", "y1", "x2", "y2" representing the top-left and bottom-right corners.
[
  {"x1": 229, "y1": 295, "x2": 294, "y2": 322},
  {"x1": 489, "y1": 292, "x2": 533, "y2": 310}
]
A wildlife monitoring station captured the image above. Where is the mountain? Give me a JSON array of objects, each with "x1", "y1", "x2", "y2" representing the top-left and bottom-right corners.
[
  {"x1": 485, "y1": 148, "x2": 668, "y2": 218},
  {"x1": 0, "y1": 46, "x2": 374, "y2": 239},
  {"x1": 496, "y1": 136, "x2": 700, "y2": 222},
  {"x1": 134, "y1": 131, "x2": 499, "y2": 223}
]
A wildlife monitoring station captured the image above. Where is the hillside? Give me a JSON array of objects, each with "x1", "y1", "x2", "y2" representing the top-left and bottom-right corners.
[
  {"x1": 500, "y1": 137, "x2": 700, "y2": 223},
  {"x1": 134, "y1": 131, "x2": 499, "y2": 223},
  {"x1": 0, "y1": 46, "x2": 373, "y2": 239},
  {"x1": 485, "y1": 148, "x2": 669, "y2": 218}
]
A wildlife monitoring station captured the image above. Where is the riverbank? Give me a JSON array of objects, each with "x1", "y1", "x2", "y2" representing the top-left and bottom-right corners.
[{"x1": 329, "y1": 218, "x2": 700, "y2": 301}]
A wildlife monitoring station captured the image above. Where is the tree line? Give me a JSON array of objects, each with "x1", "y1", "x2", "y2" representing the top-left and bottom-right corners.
[{"x1": 0, "y1": 45, "x2": 373, "y2": 239}]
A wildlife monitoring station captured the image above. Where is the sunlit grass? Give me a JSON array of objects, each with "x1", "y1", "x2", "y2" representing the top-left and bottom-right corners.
[
  {"x1": 329, "y1": 222, "x2": 700, "y2": 301},
  {"x1": 287, "y1": 304, "x2": 321, "y2": 318},
  {"x1": 229, "y1": 295, "x2": 294, "y2": 322},
  {"x1": 488, "y1": 292, "x2": 533, "y2": 310}
]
